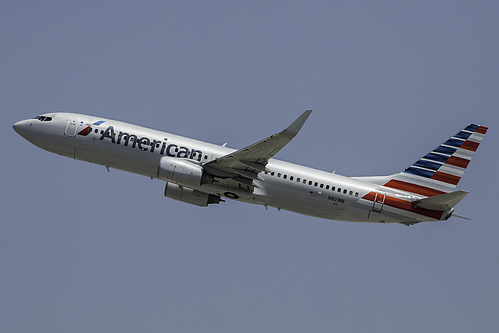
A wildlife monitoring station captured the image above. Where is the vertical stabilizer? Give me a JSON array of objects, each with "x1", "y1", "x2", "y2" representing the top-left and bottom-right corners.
[{"x1": 382, "y1": 124, "x2": 488, "y2": 197}]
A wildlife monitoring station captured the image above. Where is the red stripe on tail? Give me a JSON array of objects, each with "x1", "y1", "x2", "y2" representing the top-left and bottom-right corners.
[
  {"x1": 476, "y1": 126, "x2": 488, "y2": 134},
  {"x1": 460, "y1": 140, "x2": 479, "y2": 151},
  {"x1": 384, "y1": 179, "x2": 446, "y2": 197},
  {"x1": 446, "y1": 156, "x2": 470, "y2": 169},
  {"x1": 431, "y1": 171, "x2": 460, "y2": 185}
]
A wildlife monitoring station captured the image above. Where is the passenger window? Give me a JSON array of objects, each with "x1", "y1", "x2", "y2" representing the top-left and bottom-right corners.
[
  {"x1": 303, "y1": 179, "x2": 306, "y2": 184},
  {"x1": 337, "y1": 188, "x2": 341, "y2": 192},
  {"x1": 296, "y1": 178, "x2": 300, "y2": 182},
  {"x1": 314, "y1": 182, "x2": 318, "y2": 186},
  {"x1": 271, "y1": 172, "x2": 275, "y2": 176},
  {"x1": 277, "y1": 173, "x2": 281, "y2": 177},
  {"x1": 283, "y1": 175, "x2": 287, "y2": 179},
  {"x1": 349, "y1": 191, "x2": 353, "y2": 195},
  {"x1": 95, "y1": 129, "x2": 98, "y2": 133},
  {"x1": 343, "y1": 189, "x2": 347, "y2": 194},
  {"x1": 308, "y1": 181, "x2": 312, "y2": 185},
  {"x1": 355, "y1": 192, "x2": 359, "y2": 197},
  {"x1": 320, "y1": 184, "x2": 324, "y2": 188},
  {"x1": 331, "y1": 187, "x2": 335, "y2": 191},
  {"x1": 290, "y1": 176, "x2": 294, "y2": 181}
]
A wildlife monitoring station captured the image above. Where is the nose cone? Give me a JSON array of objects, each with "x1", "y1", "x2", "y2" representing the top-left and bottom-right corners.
[{"x1": 13, "y1": 119, "x2": 30, "y2": 138}]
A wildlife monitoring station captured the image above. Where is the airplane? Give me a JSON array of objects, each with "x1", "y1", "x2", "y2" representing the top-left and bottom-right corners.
[{"x1": 13, "y1": 111, "x2": 487, "y2": 225}]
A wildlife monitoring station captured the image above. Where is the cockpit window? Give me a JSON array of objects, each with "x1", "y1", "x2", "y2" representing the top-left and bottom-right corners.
[{"x1": 34, "y1": 116, "x2": 53, "y2": 122}]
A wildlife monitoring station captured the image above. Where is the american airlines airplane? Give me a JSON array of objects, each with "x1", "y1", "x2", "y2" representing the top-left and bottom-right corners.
[{"x1": 13, "y1": 111, "x2": 487, "y2": 225}]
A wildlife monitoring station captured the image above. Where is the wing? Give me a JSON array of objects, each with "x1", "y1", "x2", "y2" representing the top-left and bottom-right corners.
[{"x1": 203, "y1": 110, "x2": 312, "y2": 186}]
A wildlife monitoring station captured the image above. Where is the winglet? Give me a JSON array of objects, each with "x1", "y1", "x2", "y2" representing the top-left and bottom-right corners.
[{"x1": 283, "y1": 110, "x2": 312, "y2": 137}]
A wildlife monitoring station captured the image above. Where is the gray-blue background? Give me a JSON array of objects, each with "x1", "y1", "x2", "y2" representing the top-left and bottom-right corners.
[{"x1": 2, "y1": 1, "x2": 498, "y2": 332}]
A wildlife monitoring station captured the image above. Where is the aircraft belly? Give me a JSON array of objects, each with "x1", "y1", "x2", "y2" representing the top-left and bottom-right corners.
[
  {"x1": 268, "y1": 187, "x2": 347, "y2": 220},
  {"x1": 74, "y1": 139, "x2": 159, "y2": 177},
  {"x1": 266, "y1": 185, "x2": 431, "y2": 223}
]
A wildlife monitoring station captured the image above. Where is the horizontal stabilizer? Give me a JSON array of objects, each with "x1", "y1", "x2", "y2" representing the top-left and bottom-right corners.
[{"x1": 414, "y1": 190, "x2": 468, "y2": 211}]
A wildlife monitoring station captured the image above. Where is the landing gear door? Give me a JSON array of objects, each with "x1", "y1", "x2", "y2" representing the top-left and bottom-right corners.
[
  {"x1": 65, "y1": 115, "x2": 79, "y2": 137},
  {"x1": 372, "y1": 191, "x2": 386, "y2": 213}
]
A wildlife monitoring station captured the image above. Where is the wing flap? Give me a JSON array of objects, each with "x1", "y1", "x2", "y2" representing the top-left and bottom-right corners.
[
  {"x1": 232, "y1": 168, "x2": 264, "y2": 181},
  {"x1": 240, "y1": 160, "x2": 269, "y2": 172}
]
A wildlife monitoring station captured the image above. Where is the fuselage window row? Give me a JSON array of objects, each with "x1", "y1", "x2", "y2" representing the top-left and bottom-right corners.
[{"x1": 264, "y1": 171, "x2": 359, "y2": 197}]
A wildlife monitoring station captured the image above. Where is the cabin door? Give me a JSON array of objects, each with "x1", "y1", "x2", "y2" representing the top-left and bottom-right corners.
[
  {"x1": 65, "y1": 115, "x2": 79, "y2": 137},
  {"x1": 372, "y1": 191, "x2": 386, "y2": 213}
]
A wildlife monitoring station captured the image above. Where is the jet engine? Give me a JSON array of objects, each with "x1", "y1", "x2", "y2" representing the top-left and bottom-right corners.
[
  {"x1": 164, "y1": 182, "x2": 221, "y2": 206},
  {"x1": 157, "y1": 156, "x2": 213, "y2": 188}
]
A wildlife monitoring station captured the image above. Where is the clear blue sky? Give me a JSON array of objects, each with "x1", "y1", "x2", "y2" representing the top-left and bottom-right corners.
[{"x1": 2, "y1": 1, "x2": 498, "y2": 332}]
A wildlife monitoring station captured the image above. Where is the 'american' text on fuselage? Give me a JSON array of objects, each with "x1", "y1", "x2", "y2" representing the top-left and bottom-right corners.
[{"x1": 99, "y1": 125, "x2": 204, "y2": 161}]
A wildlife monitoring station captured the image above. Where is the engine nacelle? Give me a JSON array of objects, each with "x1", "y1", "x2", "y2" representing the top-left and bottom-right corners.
[
  {"x1": 164, "y1": 182, "x2": 221, "y2": 206},
  {"x1": 158, "y1": 156, "x2": 212, "y2": 188}
]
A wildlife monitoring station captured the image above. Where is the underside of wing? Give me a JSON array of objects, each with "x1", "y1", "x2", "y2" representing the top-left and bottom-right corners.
[{"x1": 203, "y1": 110, "x2": 312, "y2": 187}]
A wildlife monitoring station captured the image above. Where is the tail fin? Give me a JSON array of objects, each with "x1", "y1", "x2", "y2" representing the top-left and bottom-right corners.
[{"x1": 383, "y1": 123, "x2": 488, "y2": 197}]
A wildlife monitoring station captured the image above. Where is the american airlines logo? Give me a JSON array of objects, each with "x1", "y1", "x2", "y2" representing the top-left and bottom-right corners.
[
  {"x1": 77, "y1": 120, "x2": 106, "y2": 136},
  {"x1": 96, "y1": 125, "x2": 204, "y2": 161}
]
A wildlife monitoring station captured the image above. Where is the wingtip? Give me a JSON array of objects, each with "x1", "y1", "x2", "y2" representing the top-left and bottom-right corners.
[{"x1": 284, "y1": 110, "x2": 312, "y2": 136}]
